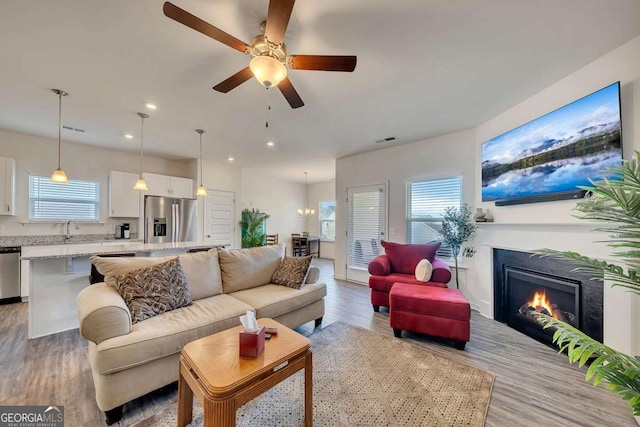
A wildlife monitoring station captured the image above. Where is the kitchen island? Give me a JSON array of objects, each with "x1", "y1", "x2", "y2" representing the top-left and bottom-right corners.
[{"x1": 21, "y1": 241, "x2": 219, "y2": 339}]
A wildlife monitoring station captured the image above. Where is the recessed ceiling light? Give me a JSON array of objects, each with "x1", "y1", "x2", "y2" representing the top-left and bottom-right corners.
[
  {"x1": 145, "y1": 103, "x2": 157, "y2": 110},
  {"x1": 124, "y1": 133, "x2": 134, "y2": 139},
  {"x1": 227, "y1": 156, "x2": 235, "y2": 162},
  {"x1": 266, "y1": 141, "x2": 275, "y2": 147}
]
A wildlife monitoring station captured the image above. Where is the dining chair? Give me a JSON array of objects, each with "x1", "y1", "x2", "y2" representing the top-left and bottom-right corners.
[
  {"x1": 266, "y1": 234, "x2": 279, "y2": 245},
  {"x1": 292, "y1": 234, "x2": 307, "y2": 256}
]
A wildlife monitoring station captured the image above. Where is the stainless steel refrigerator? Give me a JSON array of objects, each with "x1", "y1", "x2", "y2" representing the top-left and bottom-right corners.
[{"x1": 144, "y1": 196, "x2": 197, "y2": 243}]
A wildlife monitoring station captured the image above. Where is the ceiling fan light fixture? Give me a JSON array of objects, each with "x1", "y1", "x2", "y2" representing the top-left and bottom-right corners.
[{"x1": 250, "y1": 55, "x2": 287, "y2": 88}]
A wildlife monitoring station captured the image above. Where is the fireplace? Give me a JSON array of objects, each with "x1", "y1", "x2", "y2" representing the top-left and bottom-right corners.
[{"x1": 493, "y1": 249, "x2": 603, "y2": 345}]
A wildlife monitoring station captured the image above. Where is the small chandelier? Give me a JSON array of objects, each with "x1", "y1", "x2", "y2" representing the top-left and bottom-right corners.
[
  {"x1": 133, "y1": 112, "x2": 149, "y2": 191},
  {"x1": 195, "y1": 129, "x2": 207, "y2": 197},
  {"x1": 297, "y1": 172, "x2": 315, "y2": 217},
  {"x1": 50, "y1": 89, "x2": 69, "y2": 183}
]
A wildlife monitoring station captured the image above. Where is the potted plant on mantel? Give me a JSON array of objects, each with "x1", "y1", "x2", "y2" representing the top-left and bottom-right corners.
[
  {"x1": 439, "y1": 204, "x2": 477, "y2": 289},
  {"x1": 537, "y1": 152, "x2": 640, "y2": 420}
]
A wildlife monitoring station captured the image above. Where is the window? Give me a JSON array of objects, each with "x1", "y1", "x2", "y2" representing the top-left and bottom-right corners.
[
  {"x1": 29, "y1": 176, "x2": 100, "y2": 220},
  {"x1": 406, "y1": 177, "x2": 462, "y2": 258},
  {"x1": 319, "y1": 200, "x2": 336, "y2": 241}
]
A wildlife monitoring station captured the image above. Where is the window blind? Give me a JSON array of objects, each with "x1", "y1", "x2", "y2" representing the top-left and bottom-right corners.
[
  {"x1": 348, "y1": 189, "x2": 383, "y2": 268},
  {"x1": 29, "y1": 175, "x2": 100, "y2": 220},
  {"x1": 407, "y1": 177, "x2": 462, "y2": 258}
]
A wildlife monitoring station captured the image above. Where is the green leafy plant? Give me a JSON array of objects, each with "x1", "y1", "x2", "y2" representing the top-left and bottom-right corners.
[
  {"x1": 439, "y1": 204, "x2": 477, "y2": 289},
  {"x1": 537, "y1": 151, "x2": 640, "y2": 415},
  {"x1": 240, "y1": 208, "x2": 270, "y2": 248}
]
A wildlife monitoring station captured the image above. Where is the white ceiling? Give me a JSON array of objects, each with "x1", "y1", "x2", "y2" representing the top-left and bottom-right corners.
[{"x1": 1, "y1": 0, "x2": 639, "y2": 183}]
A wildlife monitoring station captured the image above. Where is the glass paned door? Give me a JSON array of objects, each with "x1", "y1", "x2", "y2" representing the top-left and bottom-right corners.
[{"x1": 346, "y1": 184, "x2": 387, "y2": 283}]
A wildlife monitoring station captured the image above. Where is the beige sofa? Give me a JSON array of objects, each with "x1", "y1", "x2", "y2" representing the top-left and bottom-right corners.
[{"x1": 76, "y1": 243, "x2": 326, "y2": 424}]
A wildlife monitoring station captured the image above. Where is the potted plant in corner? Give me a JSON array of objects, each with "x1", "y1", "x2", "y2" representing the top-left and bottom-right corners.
[
  {"x1": 537, "y1": 152, "x2": 640, "y2": 420},
  {"x1": 439, "y1": 204, "x2": 477, "y2": 289},
  {"x1": 240, "y1": 208, "x2": 270, "y2": 248}
]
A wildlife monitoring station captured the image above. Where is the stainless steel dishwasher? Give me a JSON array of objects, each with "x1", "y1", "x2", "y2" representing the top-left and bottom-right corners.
[{"x1": 0, "y1": 246, "x2": 21, "y2": 304}]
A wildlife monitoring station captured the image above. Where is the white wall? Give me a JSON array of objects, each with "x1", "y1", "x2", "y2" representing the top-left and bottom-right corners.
[
  {"x1": 0, "y1": 128, "x2": 192, "y2": 237},
  {"x1": 240, "y1": 172, "x2": 306, "y2": 255},
  {"x1": 470, "y1": 34, "x2": 640, "y2": 354},
  {"x1": 335, "y1": 34, "x2": 640, "y2": 354},
  {"x1": 335, "y1": 129, "x2": 476, "y2": 279},
  {"x1": 306, "y1": 180, "x2": 336, "y2": 259}
]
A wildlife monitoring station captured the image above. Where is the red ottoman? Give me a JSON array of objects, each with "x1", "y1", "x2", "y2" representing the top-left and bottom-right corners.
[{"x1": 389, "y1": 282, "x2": 471, "y2": 350}]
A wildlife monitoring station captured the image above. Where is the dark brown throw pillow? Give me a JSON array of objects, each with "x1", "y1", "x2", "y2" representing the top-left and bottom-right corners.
[
  {"x1": 111, "y1": 257, "x2": 192, "y2": 324},
  {"x1": 271, "y1": 256, "x2": 312, "y2": 289}
]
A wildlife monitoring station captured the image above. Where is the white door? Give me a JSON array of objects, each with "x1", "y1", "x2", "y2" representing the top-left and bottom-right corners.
[
  {"x1": 204, "y1": 190, "x2": 235, "y2": 247},
  {"x1": 346, "y1": 184, "x2": 387, "y2": 283}
]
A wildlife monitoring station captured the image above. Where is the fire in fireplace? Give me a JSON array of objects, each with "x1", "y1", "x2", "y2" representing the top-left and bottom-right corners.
[{"x1": 494, "y1": 249, "x2": 602, "y2": 346}]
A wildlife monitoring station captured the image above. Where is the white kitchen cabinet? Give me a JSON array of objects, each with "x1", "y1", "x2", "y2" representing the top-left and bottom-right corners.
[
  {"x1": 169, "y1": 176, "x2": 194, "y2": 199},
  {"x1": 0, "y1": 157, "x2": 15, "y2": 216},
  {"x1": 109, "y1": 171, "x2": 141, "y2": 217},
  {"x1": 143, "y1": 172, "x2": 193, "y2": 199}
]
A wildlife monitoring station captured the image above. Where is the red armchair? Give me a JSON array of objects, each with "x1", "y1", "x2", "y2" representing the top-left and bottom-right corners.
[{"x1": 368, "y1": 241, "x2": 452, "y2": 312}]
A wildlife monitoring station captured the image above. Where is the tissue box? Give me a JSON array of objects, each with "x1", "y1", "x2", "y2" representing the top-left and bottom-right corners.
[{"x1": 239, "y1": 326, "x2": 265, "y2": 358}]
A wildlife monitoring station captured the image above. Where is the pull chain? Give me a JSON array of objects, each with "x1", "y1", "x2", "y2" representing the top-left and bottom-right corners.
[{"x1": 265, "y1": 87, "x2": 271, "y2": 128}]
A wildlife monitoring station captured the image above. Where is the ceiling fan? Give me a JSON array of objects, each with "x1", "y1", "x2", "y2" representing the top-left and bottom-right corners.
[{"x1": 163, "y1": 1, "x2": 357, "y2": 109}]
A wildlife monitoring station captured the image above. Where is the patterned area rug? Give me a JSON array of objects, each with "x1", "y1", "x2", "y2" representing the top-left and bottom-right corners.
[{"x1": 133, "y1": 322, "x2": 494, "y2": 427}]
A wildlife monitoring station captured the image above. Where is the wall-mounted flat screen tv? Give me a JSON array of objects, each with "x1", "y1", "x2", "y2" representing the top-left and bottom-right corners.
[{"x1": 481, "y1": 82, "x2": 622, "y2": 206}]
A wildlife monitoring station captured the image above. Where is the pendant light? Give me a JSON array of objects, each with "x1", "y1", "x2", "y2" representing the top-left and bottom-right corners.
[
  {"x1": 50, "y1": 89, "x2": 69, "y2": 183},
  {"x1": 133, "y1": 112, "x2": 149, "y2": 191},
  {"x1": 297, "y1": 172, "x2": 315, "y2": 217},
  {"x1": 195, "y1": 129, "x2": 207, "y2": 197}
]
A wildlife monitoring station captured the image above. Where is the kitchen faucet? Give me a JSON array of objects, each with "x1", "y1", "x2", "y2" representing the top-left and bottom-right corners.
[{"x1": 65, "y1": 220, "x2": 79, "y2": 242}]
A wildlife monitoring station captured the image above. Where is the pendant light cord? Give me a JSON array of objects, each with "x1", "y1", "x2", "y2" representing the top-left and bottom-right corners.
[
  {"x1": 139, "y1": 114, "x2": 146, "y2": 178},
  {"x1": 140, "y1": 115, "x2": 143, "y2": 174},
  {"x1": 199, "y1": 132, "x2": 203, "y2": 185},
  {"x1": 57, "y1": 91, "x2": 62, "y2": 169}
]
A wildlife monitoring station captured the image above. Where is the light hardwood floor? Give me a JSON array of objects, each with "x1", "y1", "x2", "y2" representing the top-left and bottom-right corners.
[{"x1": 0, "y1": 258, "x2": 635, "y2": 426}]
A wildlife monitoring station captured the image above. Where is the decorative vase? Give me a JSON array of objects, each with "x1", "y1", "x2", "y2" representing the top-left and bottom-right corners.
[
  {"x1": 484, "y1": 209, "x2": 494, "y2": 222},
  {"x1": 473, "y1": 208, "x2": 485, "y2": 222}
]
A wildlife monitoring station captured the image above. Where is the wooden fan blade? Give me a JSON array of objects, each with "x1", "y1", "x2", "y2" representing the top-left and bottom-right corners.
[
  {"x1": 287, "y1": 55, "x2": 357, "y2": 72},
  {"x1": 163, "y1": 2, "x2": 250, "y2": 53},
  {"x1": 278, "y1": 77, "x2": 304, "y2": 109},
  {"x1": 265, "y1": 0, "x2": 295, "y2": 45},
  {"x1": 212, "y1": 67, "x2": 254, "y2": 93}
]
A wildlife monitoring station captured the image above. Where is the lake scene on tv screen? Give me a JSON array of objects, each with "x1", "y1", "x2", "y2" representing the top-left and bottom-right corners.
[{"x1": 481, "y1": 82, "x2": 622, "y2": 203}]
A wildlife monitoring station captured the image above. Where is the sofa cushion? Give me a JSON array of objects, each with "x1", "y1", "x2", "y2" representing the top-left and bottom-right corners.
[
  {"x1": 91, "y1": 250, "x2": 223, "y2": 299},
  {"x1": 111, "y1": 258, "x2": 193, "y2": 324},
  {"x1": 218, "y1": 243, "x2": 285, "y2": 293},
  {"x1": 230, "y1": 283, "x2": 327, "y2": 320},
  {"x1": 368, "y1": 273, "x2": 448, "y2": 293},
  {"x1": 271, "y1": 256, "x2": 312, "y2": 289},
  {"x1": 177, "y1": 250, "x2": 223, "y2": 300},
  {"x1": 380, "y1": 241, "x2": 441, "y2": 275},
  {"x1": 91, "y1": 294, "x2": 253, "y2": 375},
  {"x1": 415, "y1": 259, "x2": 433, "y2": 282}
]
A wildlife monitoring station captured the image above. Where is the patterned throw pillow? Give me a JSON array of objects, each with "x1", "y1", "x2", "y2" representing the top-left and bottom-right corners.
[
  {"x1": 271, "y1": 256, "x2": 312, "y2": 289},
  {"x1": 111, "y1": 257, "x2": 193, "y2": 324}
]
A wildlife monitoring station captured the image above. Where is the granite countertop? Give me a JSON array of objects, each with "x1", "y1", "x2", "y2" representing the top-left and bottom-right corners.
[
  {"x1": 0, "y1": 234, "x2": 141, "y2": 248},
  {"x1": 21, "y1": 241, "x2": 219, "y2": 260}
]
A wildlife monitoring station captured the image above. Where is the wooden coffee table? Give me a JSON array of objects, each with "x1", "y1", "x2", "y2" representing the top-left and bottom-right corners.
[{"x1": 177, "y1": 318, "x2": 312, "y2": 427}]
